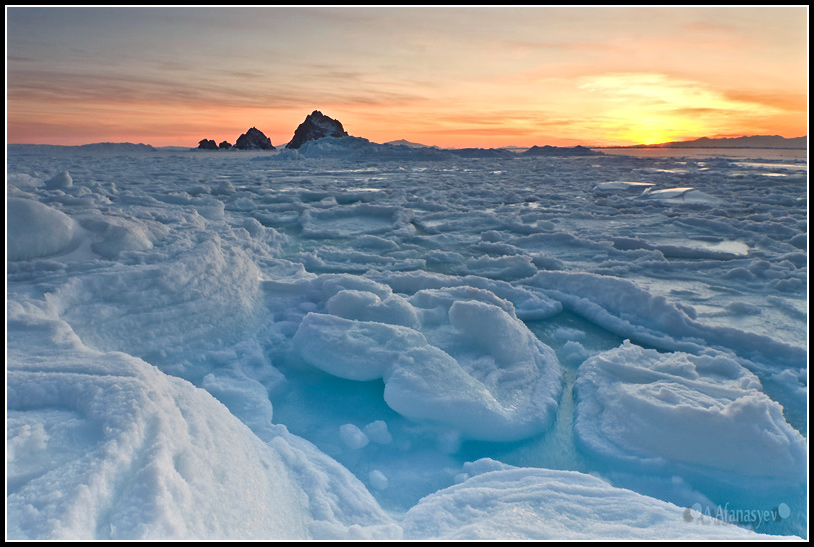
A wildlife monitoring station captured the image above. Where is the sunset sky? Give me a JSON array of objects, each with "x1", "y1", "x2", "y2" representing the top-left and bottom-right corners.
[{"x1": 5, "y1": 6, "x2": 809, "y2": 148}]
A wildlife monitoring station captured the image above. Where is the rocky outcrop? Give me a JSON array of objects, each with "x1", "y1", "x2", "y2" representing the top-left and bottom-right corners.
[
  {"x1": 234, "y1": 127, "x2": 274, "y2": 150},
  {"x1": 198, "y1": 139, "x2": 218, "y2": 150},
  {"x1": 218, "y1": 141, "x2": 232, "y2": 150},
  {"x1": 286, "y1": 110, "x2": 348, "y2": 149}
]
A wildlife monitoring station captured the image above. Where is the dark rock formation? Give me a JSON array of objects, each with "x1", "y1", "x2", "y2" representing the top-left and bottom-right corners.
[
  {"x1": 198, "y1": 139, "x2": 218, "y2": 150},
  {"x1": 234, "y1": 127, "x2": 274, "y2": 150},
  {"x1": 286, "y1": 110, "x2": 349, "y2": 149},
  {"x1": 218, "y1": 141, "x2": 232, "y2": 150},
  {"x1": 521, "y1": 145, "x2": 602, "y2": 157}
]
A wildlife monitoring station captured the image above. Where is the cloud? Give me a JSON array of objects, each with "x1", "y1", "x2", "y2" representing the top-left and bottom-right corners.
[
  {"x1": 720, "y1": 90, "x2": 807, "y2": 113},
  {"x1": 6, "y1": 63, "x2": 433, "y2": 113},
  {"x1": 577, "y1": 72, "x2": 787, "y2": 115}
]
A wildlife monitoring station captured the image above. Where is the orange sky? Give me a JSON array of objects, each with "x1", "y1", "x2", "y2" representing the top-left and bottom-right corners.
[{"x1": 5, "y1": 6, "x2": 809, "y2": 148}]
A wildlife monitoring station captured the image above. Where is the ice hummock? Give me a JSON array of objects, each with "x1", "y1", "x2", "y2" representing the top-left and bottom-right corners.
[
  {"x1": 401, "y1": 460, "x2": 776, "y2": 540},
  {"x1": 641, "y1": 186, "x2": 723, "y2": 205},
  {"x1": 593, "y1": 180, "x2": 654, "y2": 195},
  {"x1": 7, "y1": 197, "x2": 80, "y2": 261},
  {"x1": 574, "y1": 341, "x2": 806, "y2": 482},
  {"x1": 292, "y1": 283, "x2": 563, "y2": 442}
]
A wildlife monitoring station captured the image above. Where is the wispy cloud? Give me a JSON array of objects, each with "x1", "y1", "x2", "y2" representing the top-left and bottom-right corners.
[{"x1": 577, "y1": 72, "x2": 784, "y2": 113}]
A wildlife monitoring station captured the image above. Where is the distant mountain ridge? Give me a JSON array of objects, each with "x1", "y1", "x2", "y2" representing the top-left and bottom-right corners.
[
  {"x1": 9, "y1": 142, "x2": 156, "y2": 152},
  {"x1": 642, "y1": 135, "x2": 807, "y2": 149}
]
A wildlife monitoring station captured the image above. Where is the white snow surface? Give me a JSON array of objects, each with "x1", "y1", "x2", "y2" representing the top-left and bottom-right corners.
[
  {"x1": 6, "y1": 142, "x2": 808, "y2": 540},
  {"x1": 402, "y1": 460, "x2": 779, "y2": 540},
  {"x1": 575, "y1": 341, "x2": 806, "y2": 481}
]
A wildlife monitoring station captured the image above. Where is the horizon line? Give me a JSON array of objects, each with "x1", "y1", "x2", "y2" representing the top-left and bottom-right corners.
[{"x1": 6, "y1": 133, "x2": 808, "y2": 151}]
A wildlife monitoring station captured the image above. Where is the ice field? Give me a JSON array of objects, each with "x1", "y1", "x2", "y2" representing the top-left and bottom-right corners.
[{"x1": 6, "y1": 140, "x2": 808, "y2": 539}]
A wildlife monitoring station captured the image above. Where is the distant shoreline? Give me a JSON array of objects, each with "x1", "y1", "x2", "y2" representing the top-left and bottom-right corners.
[{"x1": 593, "y1": 146, "x2": 807, "y2": 151}]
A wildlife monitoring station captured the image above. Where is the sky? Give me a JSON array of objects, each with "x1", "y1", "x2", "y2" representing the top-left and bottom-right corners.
[{"x1": 5, "y1": 6, "x2": 809, "y2": 148}]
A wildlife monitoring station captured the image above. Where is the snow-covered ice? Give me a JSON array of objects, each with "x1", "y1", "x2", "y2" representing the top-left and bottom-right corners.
[
  {"x1": 292, "y1": 281, "x2": 562, "y2": 442},
  {"x1": 575, "y1": 341, "x2": 806, "y2": 484},
  {"x1": 401, "y1": 460, "x2": 780, "y2": 540},
  {"x1": 6, "y1": 141, "x2": 808, "y2": 539}
]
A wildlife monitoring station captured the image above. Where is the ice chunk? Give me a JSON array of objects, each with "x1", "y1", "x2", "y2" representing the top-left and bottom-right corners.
[
  {"x1": 293, "y1": 285, "x2": 562, "y2": 442},
  {"x1": 293, "y1": 313, "x2": 427, "y2": 381},
  {"x1": 641, "y1": 186, "x2": 722, "y2": 205},
  {"x1": 561, "y1": 340, "x2": 591, "y2": 365},
  {"x1": 370, "y1": 271, "x2": 562, "y2": 321},
  {"x1": 383, "y1": 344, "x2": 514, "y2": 437},
  {"x1": 45, "y1": 170, "x2": 73, "y2": 189},
  {"x1": 363, "y1": 420, "x2": 393, "y2": 445},
  {"x1": 448, "y1": 299, "x2": 532, "y2": 363},
  {"x1": 402, "y1": 465, "x2": 769, "y2": 540},
  {"x1": 7, "y1": 198, "x2": 78, "y2": 261},
  {"x1": 326, "y1": 289, "x2": 420, "y2": 328},
  {"x1": 80, "y1": 216, "x2": 159, "y2": 259},
  {"x1": 574, "y1": 341, "x2": 807, "y2": 482},
  {"x1": 339, "y1": 424, "x2": 370, "y2": 450}
]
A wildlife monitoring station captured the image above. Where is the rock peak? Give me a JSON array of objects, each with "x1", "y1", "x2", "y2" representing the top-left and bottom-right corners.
[
  {"x1": 234, "y1": 127, "x2": 274, "y2": 150},
  {"x1": 286, "y1": 111, "x2": 348, "y2": 149}
]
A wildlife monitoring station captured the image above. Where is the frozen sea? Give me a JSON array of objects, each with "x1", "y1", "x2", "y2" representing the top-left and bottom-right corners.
[{"x1": 6, "y1": 140, "x2": 808, "y2": 540}]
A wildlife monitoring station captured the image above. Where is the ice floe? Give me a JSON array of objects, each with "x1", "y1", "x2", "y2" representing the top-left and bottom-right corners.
[{"x1": 574, "y1": 341, "x2": 806, "y2": 483}]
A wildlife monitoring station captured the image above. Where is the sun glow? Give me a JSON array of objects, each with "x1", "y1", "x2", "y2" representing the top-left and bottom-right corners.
[
  {"x1": 578, "y1": 73, "x2": 788, "y2": 146},
  {"x1": 616, "y1": 115, "x2": 707, "y2": 146}
]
